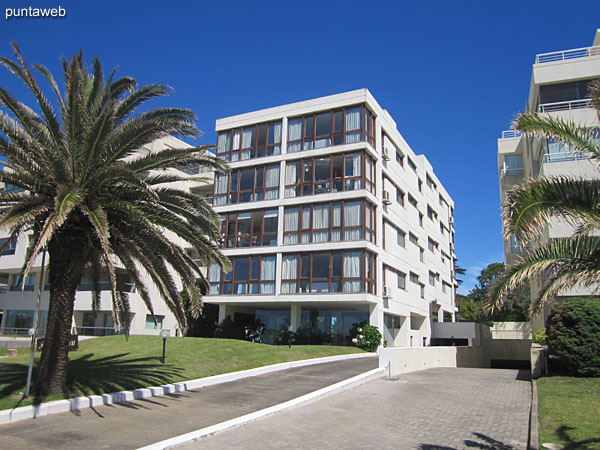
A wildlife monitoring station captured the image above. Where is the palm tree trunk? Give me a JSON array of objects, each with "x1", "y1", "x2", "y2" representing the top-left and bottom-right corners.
[{"x1": 35, "y1": 232, "x2": 88, "y2": 397}]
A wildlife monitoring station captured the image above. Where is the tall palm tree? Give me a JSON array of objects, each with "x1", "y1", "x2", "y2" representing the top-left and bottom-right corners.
[
  {"x1": 487, "y1": 80, "x2": 600, "y2": 317},
  {"x1": 0, "y1": 43, "x2": 229, "y2": 396}
]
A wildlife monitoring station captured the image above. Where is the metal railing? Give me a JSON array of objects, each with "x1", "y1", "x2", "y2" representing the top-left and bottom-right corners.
[
  {"x1": 73, "y1": 326, "x2": 122, "y2": 337},
  {"x1": 543, "y1": 151, "x2": 589, "y2": 164},
  {"x1": 536, "y1": 45, "x2": 600, "y2": 64},
  {"x1": 1, "y1": 327, "x2": 31, "y2": 336},
  {"x1": 539, "y1": 98, "x2": 593, "y2": 113},
  {"x1": 501, "y1": 130, "x2": 522, "y2": 139},
  {"x1": 501, "y1": 167, "x2": 524, "y2": 176}
]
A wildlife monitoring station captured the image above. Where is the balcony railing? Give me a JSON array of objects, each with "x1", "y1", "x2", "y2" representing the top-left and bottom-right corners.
[
  {"x1": 539, "y1": 99, "x2": 593, "y2": 113},
  {"x1": 502, "y1": 167, "x2": 524, "y2": 176},
  {"x1": 543, "y1": 151, "x2": 589, "y2": 164},
  {"x1": 73, "y1": 326, "x2": 123, "y2": 337},
  {"x1": 501, "y1": 130, "x2": 522, "y2": 139},
  {"x1": 536, "y1": 45, "x2": 600, "y2": 64}
]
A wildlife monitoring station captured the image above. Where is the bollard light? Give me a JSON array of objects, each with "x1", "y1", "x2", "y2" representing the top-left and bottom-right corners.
[{"x1": 159, "y1": 329, "x2": 170, "y2": 364}]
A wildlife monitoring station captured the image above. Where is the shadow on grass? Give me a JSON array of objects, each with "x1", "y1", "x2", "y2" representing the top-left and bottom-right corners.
[
  {"x1": 554, "y1": 425, "x2": 600, "y2": 450},
  {"x1": 0, "y1": 353, "x2": 184, "y2": 407},
  {"x1": 64, "y1": 353, "x2": 184, "y2": 399},
  {"x1": 419, "y1": 432, "x2": 521, "y2": 450}
]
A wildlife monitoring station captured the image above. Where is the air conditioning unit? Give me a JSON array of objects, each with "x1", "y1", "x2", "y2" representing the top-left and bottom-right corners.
[
  {"x1": 382, "y1": 286, "x2": 391, "y2": 298},
  {"x1": 449, "y1": 217, "x2": 454, "y2": 226},
  {"x1": 382, "y1": 146, "x2": 390, "y2": 161},
  {"x1": 383, "y1": 190, "x2": 392, "y2": 205}
]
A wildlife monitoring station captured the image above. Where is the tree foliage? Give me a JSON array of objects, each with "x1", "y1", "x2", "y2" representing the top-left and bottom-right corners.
[
  {"x1": 546, "y1": 297, "x2": 600, "y2": 377},
  {"x1": 457, "y1": 262, "x2": 530, "y2": 322},
  {"x1": 0, "y1": 43, "x2": 229, "y2": 395},
  {"x1": 486, "y1": 80, "x2": 600, "y2": 317}
]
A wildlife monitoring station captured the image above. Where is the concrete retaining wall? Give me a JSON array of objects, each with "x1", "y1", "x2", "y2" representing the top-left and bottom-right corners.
[{"x1": 379, "y1": 346, "x2": 490, "y2": 376}]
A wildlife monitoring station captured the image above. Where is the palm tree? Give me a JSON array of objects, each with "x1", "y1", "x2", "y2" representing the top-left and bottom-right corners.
[
  {"x1": 487, "y1": 80, "x2": 600, "y2": 317},
  {"x1": 0, "y1": 43, "x2": 229, "y2": 396}
]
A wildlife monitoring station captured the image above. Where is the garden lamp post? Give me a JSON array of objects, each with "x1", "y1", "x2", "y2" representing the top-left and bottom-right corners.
[
  {"x1": 288, "y1": 325, "x2": 294, "y2": 349},
  {"x1": 159, "y1": 329, "x2": 169, "y2": 364}
]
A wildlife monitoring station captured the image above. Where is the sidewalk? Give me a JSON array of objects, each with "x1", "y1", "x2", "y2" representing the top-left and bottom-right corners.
[{"x1": 0, "y1": 356, "x2": 379, "y2": 450}]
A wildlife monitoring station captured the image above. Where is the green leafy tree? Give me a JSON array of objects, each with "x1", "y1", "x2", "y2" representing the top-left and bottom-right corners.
[
  {"x1": 0, "y1": 43, "x2": 229, "y2": 396},
  {"x1": 546, "y1": 297, "x2": 600, "y2": 376},
  {"x1": 487, "y1": 80, "x2": 600, "y2": 317},
  {"x1": 459, "y1": 263, "x2": 530, "y2": 322}
]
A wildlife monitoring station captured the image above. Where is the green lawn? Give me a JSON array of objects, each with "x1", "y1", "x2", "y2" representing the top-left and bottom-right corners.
[
  {"x1": 538, "y1": 376, "x2": 600, "y2": 449},
  {"x1": 0, "y1": 335, "x2": 364, "y2": 411},
  {"x1": 0, "y1": 348, "x2": 5, "y2": 357}
]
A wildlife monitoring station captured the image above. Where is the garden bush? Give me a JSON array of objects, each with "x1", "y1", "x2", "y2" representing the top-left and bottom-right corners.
[
  {"x1": 546, "y1": 297, "x2": 600, "y2": 377},
  {"x1": 350, "y1": 322, "x2": 382, "y2": 352},
  {"x1": 533, "y1": 327, "x2": 547, "y2": 346}
]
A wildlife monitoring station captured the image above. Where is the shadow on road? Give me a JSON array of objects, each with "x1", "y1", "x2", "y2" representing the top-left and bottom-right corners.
[{"x1": 420, "y1": 431, "x2": 520, "y2": 450}]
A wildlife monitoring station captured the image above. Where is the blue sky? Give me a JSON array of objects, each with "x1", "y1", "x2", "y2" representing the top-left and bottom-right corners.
[{"x1": 1, "y1": 0, "x2": 599, "y2": 294}]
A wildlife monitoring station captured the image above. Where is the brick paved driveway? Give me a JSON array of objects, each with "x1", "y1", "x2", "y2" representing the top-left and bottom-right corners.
[{"x1": 187, "y1": 368, "x2": 531, "y2": 450}]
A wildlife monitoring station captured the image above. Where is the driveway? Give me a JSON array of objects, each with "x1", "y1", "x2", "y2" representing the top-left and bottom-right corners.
[{"x1": 186, "y1": 368, "x2": 532, "y2": 450}]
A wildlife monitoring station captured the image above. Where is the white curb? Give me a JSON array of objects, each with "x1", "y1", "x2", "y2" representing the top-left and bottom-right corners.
[{"x1": 0, "y1": 352, "x2": 376, "y2": 425}]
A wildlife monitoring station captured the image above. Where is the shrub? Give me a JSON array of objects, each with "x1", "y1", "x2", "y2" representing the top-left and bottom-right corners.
[
  {"x1": 350, "y1": 322, "x2": 382, "y2": 352},
  {"x1": 546, "y1": 297, "x2": 600, "y2": 377},
  {"x1": 533, "y1": 327, "x2": 547, "y2": 346}
]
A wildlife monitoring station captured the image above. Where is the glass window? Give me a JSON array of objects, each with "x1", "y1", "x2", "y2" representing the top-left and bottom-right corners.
[
  {"x1": 217, "y1": 120, "x2": 282, "y2": 160},
  {"x1": 145, "y1": 314, "x2": 164, "y2": 330},
  {"x1": 0, "y1": 237, "x2": 17, "y2": 255},
  {"x1": 397, "y1": 272, "x2": 406, "y2": 290},
  {"x1": 211, "y1": 256, "x2": 278, "y2": 295},
  {"x1": 281, "y1": 251, "x2": 374, "y2": 295},
  {"x1": 287, "y1": 105, "x2": 374, "y2": 152},
  {"x1": 397, "y1": 229, "x2": 406, "y2": 247}
]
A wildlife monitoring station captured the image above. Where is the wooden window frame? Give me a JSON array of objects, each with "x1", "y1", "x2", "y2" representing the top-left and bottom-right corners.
[
  {"x1": 216, "y1": 120, "x2": 283, "y2": 162},
  {"x1": 285, "y1": 151, "x2": 375, "y2": 198},
  {"x1": 280, "y1": 250, "x2": 375, "y2": 295},
  {"x1": 210, "y1": 255, "x2": 277, "y2": 295},
  {"x1": 287, "y1": 104, "x2": 376, "y2": 152},
  {"x1": 283, "y1": 200, "x2": 375, "y2": 245},
  {"x1": 222, "y1": 209, "x2": 278, "y2": 249},
  {"x1": 213, "y1": 164, "x2": 279, "y2": 206}
]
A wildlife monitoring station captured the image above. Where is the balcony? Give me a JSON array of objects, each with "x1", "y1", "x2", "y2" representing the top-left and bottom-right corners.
[
  {"x1": 543, "y1": 151, "x2": 589, "y2": 164},
  {"x1": 536, "y1": 45, "x2": 600, "y2": 64},
  {"x1": 501, "y1": 130, "x2": 522, "y2": 139},
  {"x1": 538, "y1": 98, "x2": 593, "y2": 113}
]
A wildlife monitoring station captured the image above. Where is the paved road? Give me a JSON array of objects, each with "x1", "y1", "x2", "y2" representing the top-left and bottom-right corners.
[
  {"x1": 0, "y1": 357, "x2": 378, "y2": 450},
  {"x1": 186, "y1": 368, "x2": 532, "y2": 450}
]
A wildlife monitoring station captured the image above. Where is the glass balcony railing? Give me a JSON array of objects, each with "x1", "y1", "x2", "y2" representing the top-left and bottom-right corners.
[{"x1": 543, "y1": 151, "x2": 589, "y2": 164}]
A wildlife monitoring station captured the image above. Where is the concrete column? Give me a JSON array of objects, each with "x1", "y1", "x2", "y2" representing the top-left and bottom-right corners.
[
  {"x1": 290, "y1": 304, "x2": 301, "y2": 331},
  {"x1": 369, "y1": 302, "x2": 383, "y2": 331},
  {"x1": 218, "y1": 304, "x2": 229, "y2": 323}
]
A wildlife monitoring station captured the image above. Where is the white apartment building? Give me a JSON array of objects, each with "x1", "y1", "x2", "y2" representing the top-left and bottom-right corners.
[
  {"x1": 0, "y1": 136, "x2": 214, "y2": 337},
  {"x1": 497, "y1": 30, "x2": 600, "y2": 329},
  {"x1": 206, "y1": 89, "x2": 457, "y2": 346}
]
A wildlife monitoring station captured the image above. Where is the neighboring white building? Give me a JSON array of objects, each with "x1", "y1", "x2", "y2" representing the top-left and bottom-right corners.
[
  {"x1": 497, "y1": 30, "x2": 600, "y2": 330},
  {"x1": 206, "y1": 89, "x2": 457, "y2": 346},
  {"x1": 0, "y1": 135, "x2": 215, "y2": 337}
]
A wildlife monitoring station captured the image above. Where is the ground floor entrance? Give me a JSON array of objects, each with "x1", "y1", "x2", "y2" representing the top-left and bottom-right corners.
[{"x1": 217, "y1": 304, "x2": 370, "y2": 345}]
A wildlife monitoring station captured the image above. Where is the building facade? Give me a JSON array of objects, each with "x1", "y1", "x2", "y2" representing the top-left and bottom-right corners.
[
  {"x1": 206, "y1": 89, "x2": 457, "y2": 346},
  {"x1": 497, "y1": 30, "x2": 600, "y2": 329},
  {"x1": 0, "y1": 135, "x2": 213, "y2": 337}
]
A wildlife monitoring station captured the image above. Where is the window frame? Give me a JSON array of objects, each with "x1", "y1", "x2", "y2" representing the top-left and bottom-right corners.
[
  {"x1": 216, "y1": 120, "x2": 283, "y2": 161},
  {"x1": 284, "y1": 151, "x2": 375, "y2": 198},
  {"x1": 287, "y1": 104, "x2": 376, "y2": 152},
  {"x1": 280, "y1": 250, "x2": 376, "y2": 295}
]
